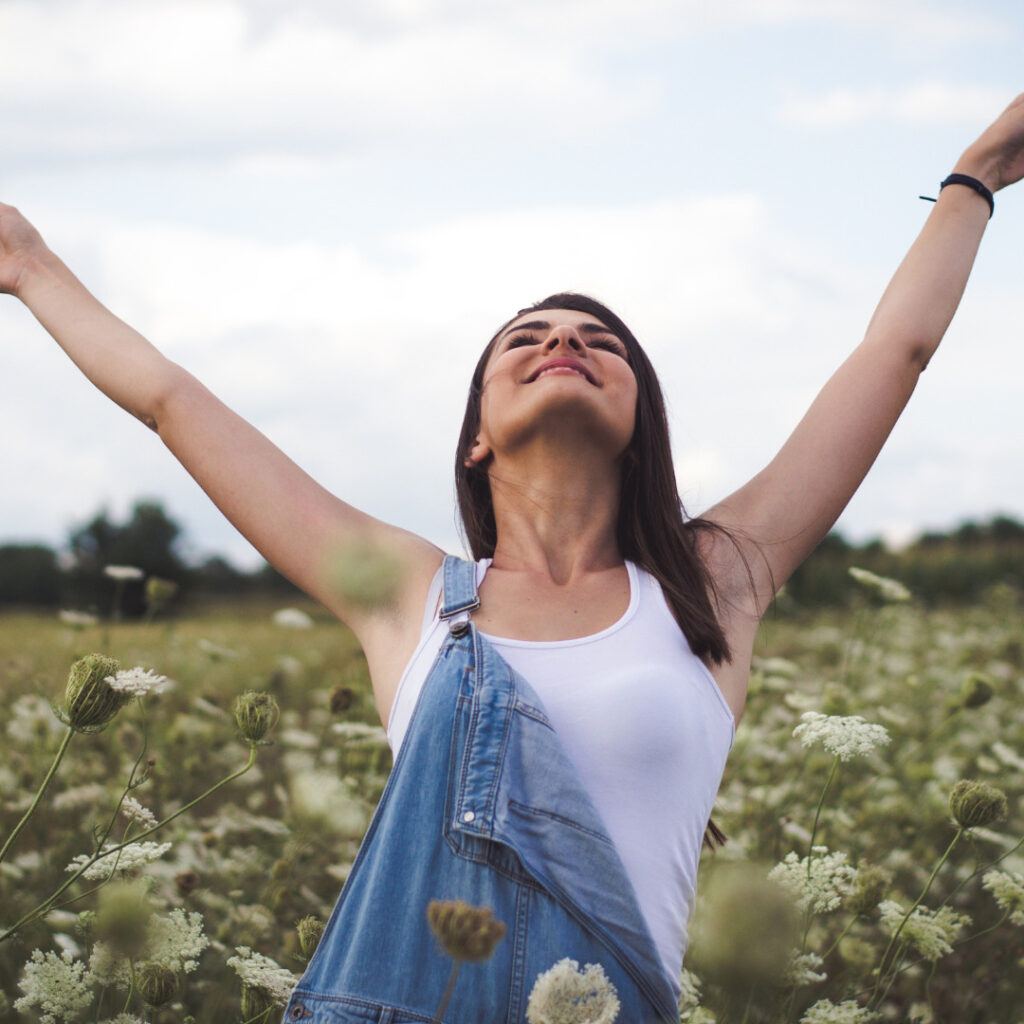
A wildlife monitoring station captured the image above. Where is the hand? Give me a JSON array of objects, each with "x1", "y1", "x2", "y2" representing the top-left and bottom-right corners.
[
  {"x1": 0, "y1": 203, "x2": 50, "y2": 297},
  {"x1": 955, "y1": 92, "x2": 1024, "y2": 194}
]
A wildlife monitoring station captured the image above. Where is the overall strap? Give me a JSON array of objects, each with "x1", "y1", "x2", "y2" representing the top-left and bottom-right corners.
[{"x1": 439, "y1": 555, "x2": 480, "y2": 633}]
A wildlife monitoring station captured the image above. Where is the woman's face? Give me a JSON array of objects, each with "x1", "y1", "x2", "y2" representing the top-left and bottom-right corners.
[{"x1": 468, "y1": 308, "x2": 638, "y2": 468}]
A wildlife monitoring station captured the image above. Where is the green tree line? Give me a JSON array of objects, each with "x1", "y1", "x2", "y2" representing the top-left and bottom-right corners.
[
  {"x1": 0, "y1": 500, "x2": 298, "y2": 616},
  {"x1": 1, "y1": 502, "x2": 1022, "y2": 614}
]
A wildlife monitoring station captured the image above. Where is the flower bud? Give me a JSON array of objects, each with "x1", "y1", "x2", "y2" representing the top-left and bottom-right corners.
[
  {"x1": 846, "y1": 863, "x2": 890, "y2": 917},
  {"x1": 175, "y1": 870, "x2": 200, "y2": 897},
  {"x1": 145, "y1": 576, "x2": 179, "y2": 613},
  {"x1": 95, "y1": 881, "x2": 153, "y2": 955},
  {"x1": 60, "y1": 653, "x2": 130, "y2": 732},
  {"x1": 137, "y1": 962, "x2": 179, "y2": 1006},
  {"x1": 427, "y1": 900, "x2": 506, "y2": 962},
  {"x1": 328, "y1": 685, "x2": 355, "y2": 715},
  {"x1": 234, "y1": 690, "x2": 279, "y2": 743},
  {"x1": 950, "y1": 780, "x2": 1008, "y2": 829},
  {"x1": 960, "y1": 672, "x2": 995, "y2": 709},
  {"x1": 296, "y1": 915, "x2": 325, "y2": 958}
]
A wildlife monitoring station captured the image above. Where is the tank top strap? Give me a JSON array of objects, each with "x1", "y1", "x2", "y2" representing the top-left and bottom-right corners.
[{"x1": 439, "y1": 555, "x2": 481, "y2": 622}]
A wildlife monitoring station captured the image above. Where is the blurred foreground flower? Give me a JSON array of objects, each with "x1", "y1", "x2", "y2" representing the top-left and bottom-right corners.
[
  {"x1": 331, "y1": 537, "x2": 403, "y2": 610},
  {"x1": 793, "y1": 712, "x2": 890, "y2": 762},
  {"x1": 847, "y1": 566, "x2": 910, "y2": 603},
  {"x1": 427, "y1": 900, "x2": 506, "y2": 962},
  {"x1": 296, "y1": 915, "x2": 325, "y2": 959},
  {"x1": 687, "y1": 862, "x2": 799, "y2": 1015}
]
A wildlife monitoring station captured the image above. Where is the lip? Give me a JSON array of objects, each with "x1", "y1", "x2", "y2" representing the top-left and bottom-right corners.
[{"x1": 525, "y1": 357, "x2": 596, "y2": 385}]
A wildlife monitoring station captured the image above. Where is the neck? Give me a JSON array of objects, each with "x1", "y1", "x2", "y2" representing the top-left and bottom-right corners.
[{"x1": 486, "y1": 441, "x2": 623, "y2": 584}]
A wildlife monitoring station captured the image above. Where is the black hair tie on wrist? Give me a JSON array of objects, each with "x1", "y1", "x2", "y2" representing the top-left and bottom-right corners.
[{"x1": 919, "y1": 173, "x2": 994, "y2": 218}]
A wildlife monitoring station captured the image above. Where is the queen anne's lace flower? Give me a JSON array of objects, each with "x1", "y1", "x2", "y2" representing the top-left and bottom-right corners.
[
  {"x1": 526, "y1": 958, "x2": 620, "y2": 1024},
  {"x1": 800, "y1": 998, "x2": 875, "y2": 1023},
  {"x1": 105, "y1": 667, "x2": 173, "y2": 696},
  {"x1": 878, "y1": 900, "x2": 970, "y2": 960},
  {"x1": 227, "y1": 947, "x2": 299, "y2": 1006},
  {"x1": 14, "y1": 948, "x2": 95, "y2": 1024},
  {"x1": 793, "y1": 712, "x2": 890, "y2": 761},
  {"x1": 847, "y1": 566, "x2": 911, "y2": 602},
  {"x1": 149, "y1": 909, "x2": 209, "y2": 973},
  {"x1": 66, "y1": 840, "x2": 172, "y2": 879},
  {"x1": 272, "y1": 607, "x2": 314, "y2": 629},
  {"x1": 768, "y1": 848, "x2": 856, "y2": 914},
  {"x1": 788, "y1": 950, "x2": 827, "y2": 986},
  {"x1": 104, "y1": 565, "x2": 144, "y2": 580},
  {"x1": 121, "y1": 796, "x2": 158, "y2": 830},
  {"x1": 982, "y1": 869, "x2": 1024, "y2": 924}
]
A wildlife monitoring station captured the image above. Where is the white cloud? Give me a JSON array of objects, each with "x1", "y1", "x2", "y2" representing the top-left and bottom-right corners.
[{"x1": 779, "y1": 82, "x2": 1010, "y2": 128}]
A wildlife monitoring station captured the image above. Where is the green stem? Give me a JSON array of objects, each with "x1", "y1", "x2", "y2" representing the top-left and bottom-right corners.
[
  {"x1": 432, "y1": 961, "x2": 461, "y2": 1024},
  {"x1": 819, "y1": 913, "x2": 859, "y2": 961},
  {"x1": 869, "y1": 829, "x2": 963, "y2": 1008},
  {"x1": 0, "y1": 744, "x2": 258, "y2": 944},
  {"x1": 0, "y1": 728, "x2": 74, "y2": 864},
  {"x1": 122, "y1": 960, "x2": 136, "y2": 1014},
  {"x1": 807, "y1": 756, "x2": 841, "y2": 863}
]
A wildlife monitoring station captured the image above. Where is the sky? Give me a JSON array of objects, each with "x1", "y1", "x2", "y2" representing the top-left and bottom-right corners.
[{"x1": 1, "y1": 0, "x2": 1022, "y2": 569}]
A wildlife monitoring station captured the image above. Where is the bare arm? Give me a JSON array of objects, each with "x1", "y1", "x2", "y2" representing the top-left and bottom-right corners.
[
  {"x1": 0, "y1": 207, "x2": 444, "y2": 649},
  {"x1": 704, "y1": 93, "x2": 1024, "y2": 619}
]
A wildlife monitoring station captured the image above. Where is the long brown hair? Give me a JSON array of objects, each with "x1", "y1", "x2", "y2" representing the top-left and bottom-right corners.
[{"x1": 455, "y1": 291, "x2": 733, "y2": 666}]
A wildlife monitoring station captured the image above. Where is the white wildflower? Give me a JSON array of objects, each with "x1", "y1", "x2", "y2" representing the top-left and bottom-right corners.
[
  {"x1": 768, "y1": 848, "x2": 856, "y2": 915},
  {"x1": 788, "y1": 950, "x2": 827, "y2": 986},
  {"x1": 197, "y1": 638, "x2": 239, "y2": 659},
  {"x1": 8, "y1": 694, "x2": 63, "y2": 743},
  {"x1": 982, "y1": 869, "x2": 1024, "y2": 924},
  {"x1": 800, "y1": 998, "x2": 875, "y2": 1023},
  {"x1": 227, "y1": 946, "x2": 299, "y2": 1007},
  {"x1": 273, "y1": 607, "x2": 314, "y2": 629},
  {"x1": 98, "y1": 1016, "x2": 147, "y2": 1024},
  {"x1": 52, "y1": 783, "x2": 110, "y2": 811},
  {"x1": 66, "y1": 841, "x2": 172, "y2": 880},
  {"x1": 149, "y1": 909, "x2": 209, "y2": 973},
  {"x1": 526, "y1": 958, "x2": 620, "y2": 1024},
  {"x1": 58, "y1": 609, "x2": 99, "y2": 628},
  {"x1": 991, "y1": 742, "x2": 1024, "y2": 773},
  {"x1": 793, "y1": 712, "x2": 890, "y2": 762},
  {"x1": 847, "y1": 566, "x2": 911, "y2": 602},
  {"x1": 103, "y1": 565, "x2": 145, "y2": 581},
  {"x1": 121, "y1": 796, "x2": 158, "y2": 830},
  {"x1": 89, "y1": 942, "x2": 131, "y2": 986},
  {"x1": 685, "y1": 1011, "x2": 717, "y2": 1024},
  {"x1": 14, "y1": 948, "x2": 94, "y2": 1024},
  {"x1": 878, "y1": 900, "x2": 969, "y2": 960},
  {"x1": 677, "y1": 967, "x2": 701, "y2": 1012},
  {"x1": 105, "y1": 667, "x2": 173, "y2": 697}
]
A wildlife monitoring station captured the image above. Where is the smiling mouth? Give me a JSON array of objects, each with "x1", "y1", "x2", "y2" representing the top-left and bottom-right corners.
[{"x1": 526, "y1": 359, "x2": 596, "y2": 384}]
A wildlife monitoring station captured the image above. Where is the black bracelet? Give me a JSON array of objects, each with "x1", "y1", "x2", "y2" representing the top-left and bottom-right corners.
[{"x1": 919, "y1": 173, "x2": 994, "y2": 218}]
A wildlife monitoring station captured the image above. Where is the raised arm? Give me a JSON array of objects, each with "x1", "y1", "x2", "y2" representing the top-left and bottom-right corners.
[
  {"x1": 704, "y1": 93, "x2": 1024, "y2": 617},
  {"x1": 0, "y1": 205, "x2": 443, "y2": 670}
]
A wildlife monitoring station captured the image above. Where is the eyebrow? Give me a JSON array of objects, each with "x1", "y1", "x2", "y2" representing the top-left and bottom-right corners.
[{"x1": 499, "y1": 320, "x2": 621, "y2": 341}]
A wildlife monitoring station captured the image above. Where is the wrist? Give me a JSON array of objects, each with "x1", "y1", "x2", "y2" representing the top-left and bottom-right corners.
[{"x1": 952, "y1": 146, "x2": 1000, "y2": 193}]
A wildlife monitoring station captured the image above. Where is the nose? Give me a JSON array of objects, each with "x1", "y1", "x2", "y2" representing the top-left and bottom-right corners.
[{"x1": 543, "y1": 325, "x2": 585, "y2": 354}]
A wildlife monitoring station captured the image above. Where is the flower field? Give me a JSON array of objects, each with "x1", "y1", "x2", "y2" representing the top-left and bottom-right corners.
[{"x1": 1, "y1": 573, "x2": 1022, "y2": 1023}]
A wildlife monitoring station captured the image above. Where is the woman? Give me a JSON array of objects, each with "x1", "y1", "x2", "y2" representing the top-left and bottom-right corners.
[{"x1": 2, "y1": 95, "x2": 1023, "y2": 1022}]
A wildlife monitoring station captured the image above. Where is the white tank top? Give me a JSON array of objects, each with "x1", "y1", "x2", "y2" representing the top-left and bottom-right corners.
[{"x1": 386, "y1": 559, "x2": 735, "y2": 991}]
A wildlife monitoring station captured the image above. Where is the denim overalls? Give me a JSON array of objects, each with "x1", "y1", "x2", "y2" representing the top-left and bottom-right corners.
[{"x1": 283, "y1": 556, "x2": 679, "y2": 1023}]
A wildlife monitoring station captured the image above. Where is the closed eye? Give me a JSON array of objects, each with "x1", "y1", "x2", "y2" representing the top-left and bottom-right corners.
[
  {"x1": 506, "y1": 334, "x2": 539, "y2": 349},
  {"x1": 588, "y1": 338, "x2": 627, "y2": 357}
]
